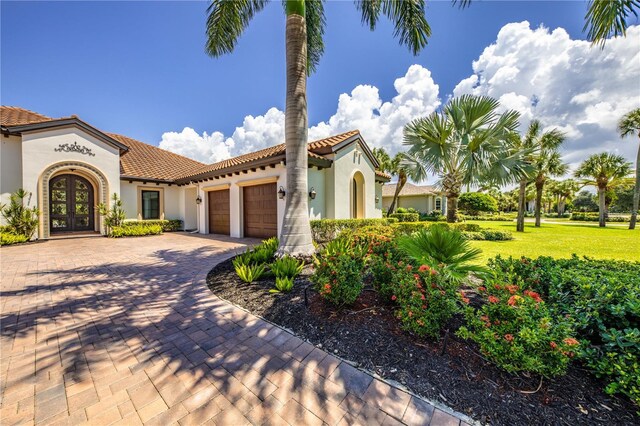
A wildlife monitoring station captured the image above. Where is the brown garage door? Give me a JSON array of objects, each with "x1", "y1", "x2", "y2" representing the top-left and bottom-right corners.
[
  {"x1": 243, "y1": 183, "x2": 277, "y2": 238},
  {"x1": 208, "y1": 189, "x2": 230, "y2": 235}
]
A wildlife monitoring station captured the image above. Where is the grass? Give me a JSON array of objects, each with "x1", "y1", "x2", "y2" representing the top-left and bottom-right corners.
[{"x1": 467, "y1": 220, "x2": 640, "y2": 263}]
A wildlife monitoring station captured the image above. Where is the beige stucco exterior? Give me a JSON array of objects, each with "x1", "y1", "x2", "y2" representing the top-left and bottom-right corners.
[{"x1": 382, "y1": 194, "x2": 444, "y2": 213}]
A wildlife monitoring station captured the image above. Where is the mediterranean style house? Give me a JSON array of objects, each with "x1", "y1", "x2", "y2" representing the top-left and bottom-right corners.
[
  {"x1": 1, "y1": 106, "x2": 390, "y2": 240},
  {"x1": 382, "y1": 182, "x2": 445, "y2": 214}
]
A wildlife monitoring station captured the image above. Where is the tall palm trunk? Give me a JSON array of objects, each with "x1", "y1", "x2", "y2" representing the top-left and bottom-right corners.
[
  {"x1": 443, "y1": 173, "x2": 461, "y2": 223},
  {"x1": 387, "y1": 171, "x2": 407, "y2": 215},
  {"x1": 630, "y1": 140, "x2": 640, "y2": 230},
  {"x1": 446, "y1": 194, "x2": 459, "y2": 223},
  {"x1": 278, "y1": 6, "x2": 315, "y2": 256},
  {"x1": 534, "y1": 179, "x2": 544, "y2": 227},
  {"x1": 516, "y1": 179, "x2": 526, "y2": 232},
  {"x1": 597, "y1": 186, "x2": 606, "y2": 227}
]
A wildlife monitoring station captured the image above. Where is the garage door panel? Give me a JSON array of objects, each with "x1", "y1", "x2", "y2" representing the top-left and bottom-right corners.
[
  {"x1": 243, "y1": 183, "x2": 277, "y2": 239},
  {"x1": 208, "y1": 190, "x2": 230, "y2": 235}
]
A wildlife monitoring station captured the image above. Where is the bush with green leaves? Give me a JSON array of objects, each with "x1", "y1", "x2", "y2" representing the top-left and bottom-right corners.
[
  {"x1": 271, "y1": 276, "x2": 295, "y2": 293},
  {"x1": 389, "y1": 212, "x2": 420, "y2": 222},
  {"x1": 235, "y1": 263, "x2": 266, "y2": 283},
  {"x1": 392, "y1": 222, "x2": 434, "y2": 235},
  {"x1": 123, "y1": 219, "x2": 183, "y2": 231},
  {"x1": 398, "y1": 225, "x2": 489, "y2": 282},
  {"x1": 570, "y1": 212, "x2": 628, "y2": 222},
  {"x1": 458, "y1": 192, "x2": 498, "y2": 216},
  {"x1": 346, "y1": 225, "x2": 398, "y2": 257},
  {"x1": 311, "y1": 253, "x2": 365, "y2": 307},
  {"x1": 270, "y1": 256, "x2": 304, "y2": 279},
  {"x1": 457, "y1": 282, "x2": 578, "y2": 377},
  {"x1": 321, "y1": 237, "x2": 354, "y2": 257},
  {"x1": 310, "y1": 218, "x2": 398, "y2": 243},
  {"x1": 0, "y1": 189, "x2": 39, "y2": 239},
  {"x1": 479, "y1": 230, "x2": 513, "y2": 241},
  {"x1": 459, "y1": 214, "x2": 514, "y2": 221},
  {"x1": 98, "y1": 193, "x2": 126, "y2": 232},
  {"x1": 109, "y1": 223, "x2": 162, "y2": 238},
  {"x1": 453, "y1": 223, "x2": 482, "y2": 232},
  {"x1": 0, "y1": 232, "x2": 29, "y2": 246}
]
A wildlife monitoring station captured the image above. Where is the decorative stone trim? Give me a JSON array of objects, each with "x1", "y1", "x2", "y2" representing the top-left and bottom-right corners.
[{"x1": 40, "y1": 161, "x2": 109, "y2": 239}]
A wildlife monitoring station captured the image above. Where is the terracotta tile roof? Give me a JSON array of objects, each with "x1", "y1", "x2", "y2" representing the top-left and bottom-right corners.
[
  {"x1": 109, "y1": 133, "x2": 205, "y2": 181},
  {"x1": 1, "y1": 106, "x2": 53, "y2": 127},
  {"x1": 178, "y1": 130, "x2": 361, "y2": 181},
  {"x1": 375, "y1": 170, "x2": 392, "y2": 180},
  {"x1": 382, "y1": 182, "x2": 438, "y2": 197}
]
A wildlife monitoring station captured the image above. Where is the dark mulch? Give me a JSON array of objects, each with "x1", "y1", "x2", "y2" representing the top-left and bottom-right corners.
[{"x1": 206, "y1": 258, "x2": 639, "y2": 426}]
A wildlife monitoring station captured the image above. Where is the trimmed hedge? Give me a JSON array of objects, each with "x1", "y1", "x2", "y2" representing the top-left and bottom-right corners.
[
  {"x1": 389, "y1": 212, "x2": 420, "y2": 222},
  {"x1": 310, "y1": 218, "x2": 398, "y2": 243},
  {"x1": 570, "y1": 213, "x2": 629, "y2": 222},
  {"x1": 0, "y1": 232, "x2": 29, "y2": 246},
  {"x1": 460, "y1": 214, "x2": 514, "y2": 222},
  {"x1": 109, "y1": 223, "x2": 163, "y2": 238},
  {"x1": 122, "y1": 219, "x2": 183, "y2": 231}
]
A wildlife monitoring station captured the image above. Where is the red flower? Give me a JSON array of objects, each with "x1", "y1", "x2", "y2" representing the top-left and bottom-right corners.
[
  {"x1": 430, "y1": 269, "x2": 438, "y2": 276},
  {"x1": 550, "y1": 341, "x2": 558, "y2": 349},
  {"x1": 504, "y1": 334, "x2": 514, "y2": 342},
  {"x1": 506, "y1": 285, "x2": 519, "y2": 294},
  {"x1": 563, "y1": 337, "x2": 579, "y2": 346},
  {"x1": 458, "y1": 290, "x2": 470, "y2": 304},
  {"x1": 488, "y1": 296, "x2": 499, "y2": 304},
  {"x1": 391, "y1": 295, "x2": 397, "y2": 301},
  {"x1": 523, "y1": 290, "x2": 543, "y2": 303},
  {"x1": 418, "y1": 264, "x2": 430, "y2": 272},
  {"x1": 480, "y1": 315, "x2": 489, "y2": 322},
  {"x1": 478, "y1": 286, "x2": 486, "y2": 292},
  {"x1": 406, "y1": 265, "x2": 413, "y2": 271},
  {"x1": 508, "y1": 295, "x2": 522, "y2": 306}
]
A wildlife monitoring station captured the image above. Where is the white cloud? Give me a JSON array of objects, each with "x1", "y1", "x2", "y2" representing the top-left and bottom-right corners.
[
  {"x1": 453, "y1": 21, "x2": 640, "y2": 170},
  {"x1": 159, "y1": 64, "x2": 440, "y2": 163}
]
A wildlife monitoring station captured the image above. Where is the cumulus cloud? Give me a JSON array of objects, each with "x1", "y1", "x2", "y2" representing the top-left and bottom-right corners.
[
  {"x1": 159, "y1": 64, "x2": 440, "y2": 163},
  {"x1": 453, "y1": 21, "x2": 640, "y2": 170}
]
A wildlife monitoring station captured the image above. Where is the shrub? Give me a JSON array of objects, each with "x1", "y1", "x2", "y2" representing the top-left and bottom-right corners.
[
  {"x1": 396, "y1": 207, "x2": 408, "y2": 213},
  {"x1": 461, "y1": 231, "x2": 485, "y2": 241},
  {"x1": 0, "y1": 232, "x2": 29, "y2": 246},
  {"x1": 260, "y1": 237, "x2": 279, "y2": 254},
  {"x1": 570, "y1": 212, "x2": 628, "y2": 222},
  {"x1": 0, "y1": 189, "x2": 39, "y2": 239},
  {"x1": 421, "y1": 211, "x2": 447, "y2": 222},
  {"x1": 271, "y1": 256, "x2": 304, "y2": 278},
  {"x1": 347, "y1": 225, "x2": 398, "y2": 257},
  {"x1": 122, "y1": 219, "x2": 183, "y2": 232},
  {"x1": 109, "y1": 224, "x2": 162, "y2": 238},
  {"x1": 453, "y1": 223, "x2": 482, "y2": 232},
  {"x1": 459, "y1": 214, "x2": 514, "y2": 222},
  {"x1": 458, "y1": 282, "x2": 578, "y2": 377},
  {"x1": 235, "y1": 263, "x2": 266, "y2": 283},
  {"x1": 98, "y1": 193, "x2": 126, "y2": 232},
  {"x1": 392, "y1": 222, "x2": 439, "y2": 235},
  {"x1": 398, "y1": 225, "x2": 488, "y2": 282},
  {"x1": 389, "y1": 212, "x2": 420, "y2": 222},
  {"x1": 458, "y1": 192, "x2": 498, "y2": 215},
  {"x1": 271, "y1": 276, "x2": 295, "y2": 293},
  {"x1": 311, "y1": 253, "x2": 365, "y2": 307},
  {"x1": 310, "y1": 218, "x2": 398, "y2": 243},
  {"x1": 480, "y1": 230, "x2": 514, "y2": 241},
  {"x1": 369, "y1": 253, "x2": 406, "y2": 301},
  {"x1": 322, "y1": 237, "x2": 354, "y2": 257}
]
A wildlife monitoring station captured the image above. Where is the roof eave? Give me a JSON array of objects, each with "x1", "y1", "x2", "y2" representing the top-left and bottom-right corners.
[{"x1": 120, "y1": 175, "x2": 176, "y2": 184}]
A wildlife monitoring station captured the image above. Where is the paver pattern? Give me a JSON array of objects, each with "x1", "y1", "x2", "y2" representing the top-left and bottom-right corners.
[{"x1": 1, "y1": 233, "x2": 472, "y2": 425}]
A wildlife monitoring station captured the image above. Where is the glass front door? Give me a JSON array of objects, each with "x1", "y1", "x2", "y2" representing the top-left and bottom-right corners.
[{"x1": 49, "y1": 174, "x2": 94, "y2": 233}]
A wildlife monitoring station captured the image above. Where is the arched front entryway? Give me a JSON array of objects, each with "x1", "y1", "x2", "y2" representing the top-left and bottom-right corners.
[
  {"x1": 40, "y1": 161, "x2": 109, "y2": 239},
  {"x1": 351, "y1": 171, "x2": 365, "y2": 219},
  {"x1": 49, "y1": 174, "x2": 95, "y2": 233}
]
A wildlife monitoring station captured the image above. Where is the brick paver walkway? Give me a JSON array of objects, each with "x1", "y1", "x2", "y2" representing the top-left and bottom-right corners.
[{"x1": 1, "y1": 233, "x2": 472, "y2": 426}]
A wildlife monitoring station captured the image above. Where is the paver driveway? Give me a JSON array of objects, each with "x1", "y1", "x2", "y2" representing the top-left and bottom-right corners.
[{"x1": 1, "y1": 233, "x2": 470, "y2": 426}]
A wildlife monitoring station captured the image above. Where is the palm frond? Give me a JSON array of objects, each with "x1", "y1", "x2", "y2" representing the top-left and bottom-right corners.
[
  {"x1": 305, "y1": 0, "x2": 326, "y2": 74},
  {"x1": 355, "y1": 0, "x2": 382, "y2": 30},
  {"x1": 584, "y1": 0, "x2": 640, "y2": 47},
  {"x1": 205, "y1": 0, "x2": 268, "y2": 57},
  {"x1": 380, "y1": 0, "x2": 431, "y2": 55},
  {"x1": 618, "y1": 108, "x2": 640, "y2": 138}
]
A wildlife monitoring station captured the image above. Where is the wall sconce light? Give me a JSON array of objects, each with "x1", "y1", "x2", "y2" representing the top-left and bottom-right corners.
[
  {"x1": 278, "y1": 186, "x2": 286, "y2": 199},
  {"x1": 375, "y1": 196, "x2": 380, "y2": 203},
  {"x1": 196, "y1": 195, "x2": 202, "y2": 205},
  {"x1": 309, "y1": 187, "x2": 317, "y2": 200}
]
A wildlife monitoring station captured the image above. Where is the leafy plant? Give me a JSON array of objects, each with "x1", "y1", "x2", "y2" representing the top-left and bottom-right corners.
[
  {"x1": 98, "y1": 193, "x2": 126, "y2": 232},
  {"x1": 311, "y1": 253, "x2": 364, "y2": 307},
  {"x1": 322, "y1": 237, "x2": 354, "y2": 257},
  {"x1": 479, "y1": 230, "x2": 514, "y2": 241},
  {"x1": 0, "y1": 189, "x2": 39, "y2": 238},
  {"x1": 458, "y1": 192, "x2": 498, "y2": 216},
  {"x1": 260, "y1": 237, "x2": 279, "y2": 255},
  {"x1": 310, "y1": 218, "x2": 398, "y2": 243},
  {"x1": 235, "y1": 263, "x2": 266, "y2": 283},
  {"x1": 458, "y1": 282, "x2": 578, "y2": 377},
  {"x1": 0, "y1": 231, "x2": 29, "y2": 246},
  {"x1": 270, "y1": 276, "x2": 295, "y2": 293},
  {"x1": 389, "y1": 212, "x2": 420, "y2": 222},
  {"x1": 271, "y1": 256, "x2": 304, "y2": 279},
  {"x1": 398, "y1": 225, "x2": 489, "y2": 281},
  {"x1": 109, "y1": 224, "x2": 162, "y2": 238},
  {"x1": 122, "y1": 219, "x2": 183, "y2": 231}
]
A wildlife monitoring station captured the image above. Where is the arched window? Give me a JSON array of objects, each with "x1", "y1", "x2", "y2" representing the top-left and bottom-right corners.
[{"x1": 351, "y1": 172, "x2": 365, "y2": 219}]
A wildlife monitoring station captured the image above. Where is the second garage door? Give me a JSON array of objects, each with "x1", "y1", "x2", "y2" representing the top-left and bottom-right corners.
[
  {"x1": 243, "y1": 183, "x2": 277, "y2": 238},
  {"x1": 208, "y1": 189, "x2": 230, "y2": 235}
]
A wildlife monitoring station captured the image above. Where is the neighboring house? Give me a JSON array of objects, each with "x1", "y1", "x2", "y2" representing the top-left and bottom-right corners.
[
  {"x1": 1, "y1": 106, "x2": 390, "y2": 240},
  {"x1": 382, "y1": 182, "x2": 445, "y2": 214}
]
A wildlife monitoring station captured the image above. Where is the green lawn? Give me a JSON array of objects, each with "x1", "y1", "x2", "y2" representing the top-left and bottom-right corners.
[{"x1": 467, "y1": 221, "x2": 640, "y2": 263}]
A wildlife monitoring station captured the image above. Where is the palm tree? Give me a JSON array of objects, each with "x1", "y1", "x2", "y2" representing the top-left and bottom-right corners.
[
  {"x1": 205, "y1": 1, "x2": 434, "y2": 256},
  {"x1": 373, "y1": 148, "x2": 423, "y2": 215},
  {"x1": 513, "y1": 120, "x2": 566, "y2": 231},
  {"x1": 574, "y1": 153, "x2": 632, "y2": 227},
  {"x1": 403, "y1": 95, "x2": 527, "y2": 223},
  {"x1": 583, "y1": 0, "x2": 640, "y2": 46},
  {"x1": 550, "y1": 179, "x2": 579, "y2": 216},
  {"x1": 617, "y1": 108, "x2": 640, "y2": 229}
]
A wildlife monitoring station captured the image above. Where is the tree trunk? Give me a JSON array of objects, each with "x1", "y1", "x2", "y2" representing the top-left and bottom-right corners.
[
  {"x1": 387, "y1": 172, "x2": 407, "y2": 216},
  {"x1": 558, "y1": 198, "x2": 565, "y2": 216},
  {"x1": 278, "y1": 9, "x2": 315, "y2": 256},
  {"x1": 516, "y1": 179, "x2": 526, "y2": 232},
  {"x1": 598, "y1": 186, "x2": 606, "y2": 227},
  {"x1": 630, "y1": 139, "x2": 639, "y2": 230},
  {"x1": 534, "y1": 180, "x2": 544, "y2": 227},
  {"x1": 446, "y1": 195, "x2": 459, "y2": 223}
]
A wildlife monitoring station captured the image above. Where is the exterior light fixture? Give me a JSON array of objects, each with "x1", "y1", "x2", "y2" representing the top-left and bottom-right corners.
[
  {"x1": 278, "y1": 186, "x2": 286, "y2": 199},
  {"x1": 196, "y1": 195, "x2": 202, "y2": 205},
  {"x1": 375, "y1": 195, "x2": 380, "y2": 203},
  {"x1": 309, "y1": 187, "x2": 317, "y2": 200}
]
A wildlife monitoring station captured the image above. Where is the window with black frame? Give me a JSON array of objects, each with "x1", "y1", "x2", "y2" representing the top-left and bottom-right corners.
[{"x1": 141, "y1": 190, "x2": 160, "y2": 219}]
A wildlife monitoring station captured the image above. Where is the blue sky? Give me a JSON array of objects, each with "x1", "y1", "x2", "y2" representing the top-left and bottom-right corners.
[{"x1": 2, "y1": 1, "x2": 589, "y2": 140}]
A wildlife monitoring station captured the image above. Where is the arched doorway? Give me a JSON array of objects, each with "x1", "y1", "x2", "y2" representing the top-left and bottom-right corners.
[
  {"x1": 351, "y1": 171, "x2": 365, "y2": 219},
  {"x1": 49, "y1": 174, "x2": 95, "y2": 233}
]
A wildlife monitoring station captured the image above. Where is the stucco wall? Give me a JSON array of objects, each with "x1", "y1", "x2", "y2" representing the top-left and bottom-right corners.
[
  {"x1": 374, "y1": 182, "x2": 384, "y2": 217},
  {"x1": 331, "y1": 141, "x2": 377, "y2": 219},
  {"x1": 183, "y1": 187, "x2": 197, "y2": 230},
  {"x1": 120, "y1": 181, "x2": 185, "y2": 221},
  {"x1": 0, "y1": 135, "x2": 24, "y2": 222},
  {"x1": 20, "y1": 127, "x2": 121, "y2": 238},
  {"x1": 307, "y1": 168, "x2": 326, "y2": 220},
  {"x1": 382, "y1": 194, "x2": 440, "y2": 213}
]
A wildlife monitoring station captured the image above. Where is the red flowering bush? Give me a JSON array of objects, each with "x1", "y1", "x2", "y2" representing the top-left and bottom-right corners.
[
  {"x1": 311, "y1": 253, "x2": 364, "y2": 307},
  {"x1": 346, "y1": 225, "x2": 398, "y2": 257},
  {"x1": 457, "y1": 281, "x2": 578, "y2": 377}
]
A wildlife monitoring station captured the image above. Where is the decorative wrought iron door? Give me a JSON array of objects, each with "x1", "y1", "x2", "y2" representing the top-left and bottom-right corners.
[{"x1": 49, "y1": 175, "x2": 94, "y2": 233}]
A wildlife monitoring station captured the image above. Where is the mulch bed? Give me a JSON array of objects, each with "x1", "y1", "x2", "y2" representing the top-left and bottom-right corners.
[{"x1": 206, "y1": 258, "x2": 639, "y2": 426}]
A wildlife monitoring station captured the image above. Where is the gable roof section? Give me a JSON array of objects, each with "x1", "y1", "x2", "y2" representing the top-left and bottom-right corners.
[
  {"x1": 382, "y1": 182, "x2": 439, "y2": 197},
  {"x1": 1, "y1": 106, "x2": 53, "y2": 126}
]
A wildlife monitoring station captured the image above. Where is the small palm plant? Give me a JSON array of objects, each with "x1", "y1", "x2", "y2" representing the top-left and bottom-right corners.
[
  {"x1": 98, "y1": 193, "x2": 125, "y2": 234},
  {"x1": 398, "y1": 225, "x2": 488, "y2": 282},
  {"x1": 0, "y1": 189, "x2": 39, "y2": 238},
  {"x1": 617, "y1": 108, "x2": 640, "y2": 229}
]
